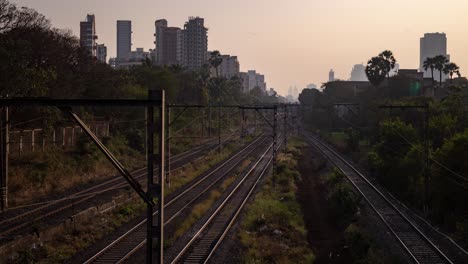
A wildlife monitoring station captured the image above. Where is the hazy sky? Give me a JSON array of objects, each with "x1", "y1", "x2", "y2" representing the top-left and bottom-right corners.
[{"x1": 10, "y1": 0, "x2": 468, "y2": 96}]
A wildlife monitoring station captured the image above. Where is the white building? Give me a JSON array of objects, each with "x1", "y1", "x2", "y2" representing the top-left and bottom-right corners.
[
  {"x1": 115, "y1": 48, "x2": 150, "y2": 69},
  {"x1": 209, "y1": 54, "x2": 240, "y2": 78},
  {"x1": 350, "y1": 64, "x2": 367, "y2": 81},
  {"x1": 329, "y1": 69, "x2": 335, "y2": 82},
  {"x1": 117, "y1": 20, "x2": 132, "y2": 61},
  {"x1": 96, "y1": 44, "x2": 107, "y2": 63},
  {"x1": 240, "y1": 70, "x2": 267, "y2": 93},
  {"x1": 183, "y1": 17, "x2": 208, "y2": 70},
  {"x1": 420, "y1": 33, "x2": 450, "y2": 82},
  {"x1": 218, "y1": 55, "x2": 240, "y2": 78}
]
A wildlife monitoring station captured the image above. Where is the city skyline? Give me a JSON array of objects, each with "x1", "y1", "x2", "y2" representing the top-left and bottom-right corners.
[{"x1": 10, "y1": 0, "x2": 468, "y2": 96}]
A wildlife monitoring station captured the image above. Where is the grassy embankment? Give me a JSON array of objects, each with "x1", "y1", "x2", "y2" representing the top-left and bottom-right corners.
[
  {"x1": 238, "y1": 137, "x2": 315, "y2": 263},
  {"x1": 9, "y1": 134, "x2": 144, "y2": 206}
]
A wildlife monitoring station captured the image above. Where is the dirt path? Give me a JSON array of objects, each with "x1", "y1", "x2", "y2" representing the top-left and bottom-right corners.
[{"x1": 297, "y1": 146, "x2": 350, "y2": 264}]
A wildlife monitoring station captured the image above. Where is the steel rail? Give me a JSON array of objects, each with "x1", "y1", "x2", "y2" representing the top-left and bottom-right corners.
[
  {"x1": 303, "y1": 133, "x2": 453, "y2": 264},
  {"x1": 83, "y1": 135, "x2": 266, "y2": 264},
  {"x1": 0, "y1": 134, "x2": 234, "y2": 239},
  {"x1": 171, "y1": 137, "x2": 283, "y2": 264}
]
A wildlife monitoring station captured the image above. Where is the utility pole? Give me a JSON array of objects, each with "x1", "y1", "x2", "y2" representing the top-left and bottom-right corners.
[{"x1": 0, "y1": 106, "x2": 8, "y2": 211}]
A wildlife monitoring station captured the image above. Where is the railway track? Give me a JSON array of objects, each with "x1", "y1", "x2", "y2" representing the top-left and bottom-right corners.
[
  {"x1": 82, "y1": 134, "x2": 270, "y2": 264},
  {"x1": 0, "y1": 134, "x2": 234, "y2": 241},
  {"x1": 170, "y1": 139, "x2": 282, "y2": 264},
  {"x1": 303, "y1": 133, "x2": 453, "y2": 264}
]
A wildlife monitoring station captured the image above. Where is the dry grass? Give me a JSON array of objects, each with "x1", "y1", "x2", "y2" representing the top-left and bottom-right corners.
[
  {"x1": 8, "y1": 197, "x2": 145, "y2": 264},
  {"x1": 170, "y1": 156, "x2": 252, "y2": 242}
]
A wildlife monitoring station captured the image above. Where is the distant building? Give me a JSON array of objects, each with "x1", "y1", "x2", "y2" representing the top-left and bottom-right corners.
[
  {"x1": 306, "y1": 83, "x2": 317, "y2": 89},
  {"x1": 116, "y1": 48, "x2": 150, "y2": 69},
  {"x1": 80, "y1": 14, "x2": 98, "y2": 57},
  {"x1": 96, "y1": 44, "x2": 107, "y2": 63},
  {"x1": 323, "y1": 81, "x2": 370, "y2": 97},
  {"x1": 398, "y1": 69, "x2": 424, "y2": 81},
  {"x1": 212, "y1": 55, "x2": 240, "y2": 78},
  {"x1": 240, "y1": 70, "x2": 267, "y2": 92},
  {"x1": 117, "y1": 20, "x2": 132, "y2": 61},
  {"x1": 329, "y1": 69, "x2": 335, "y2": 82},
  {"x1": 155, "y1": 19, "x2": 181, "y2": 65},
  {"x1": 350, "y1": 64, "x2": 367, "y2": 81},
  {"x1": 109, "y1": 57, "x2": 116, "y2": 68},
  {"x1": 420, "y1": 33, "x2": 449, "y2": 82},
  {"x1": 183, "y1": 17, "x2": 208, "y2": 70}
]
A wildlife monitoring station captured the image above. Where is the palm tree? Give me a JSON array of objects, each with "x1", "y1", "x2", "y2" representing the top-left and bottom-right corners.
[
  {"x1": 365, "y1": 56, "x2": 386, "y2": 86},
  {"x1": 379, "y1": 50, "x2": 396, "y2": 77},
  {"x1": 433, "y1": 55, "x2": 449, "y2": 86},
  {"x1": 443, "y1": 62, "x2": 461, "y2": 82},
  {"x1": 208, "y1": 50, "x2": 223, "y2": 77},
  {"x1": 423, "y1": 57, "x2": 436, "y2": 85}
]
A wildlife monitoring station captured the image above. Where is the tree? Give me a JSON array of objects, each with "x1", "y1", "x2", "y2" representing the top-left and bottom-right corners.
[
  {"x1": 208, "y1": 50, "x2": 222, "y2": 77},
  {"x1": 423, "y1": 57, "x2": 436, "y2": 85},
  {"x1": 365, "y1": 56, "x2": 387, "y2": 86},
  {"x1": 298, "y1": 88, "x2": 322, "y2": 107},
  {"x1": 379, "y1": 50, "x2": 396, "y2": 78},
  {"x1": 443, "y1": 62, "x2": 461, "y2": 82},
  {"x1": 433, "y1": 55, "x2": 449, "y2": 86}
]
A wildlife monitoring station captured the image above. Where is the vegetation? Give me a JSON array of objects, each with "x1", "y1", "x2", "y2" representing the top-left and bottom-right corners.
[
  {"x1": 7, "y1": 199, "x2": 145, "y2": 264},
  {"x1": 365, "y1": 50, "x2": 397, "y2": 86},
  {"x1": 239, "y1": 138, "x2": 315, "y2": 263},
  {"x1": 299, "y1": 48, "x2": 468, "y2": 246},
  {"x1": 0, "y1": 0, "x2": 282, "y2": 205}
]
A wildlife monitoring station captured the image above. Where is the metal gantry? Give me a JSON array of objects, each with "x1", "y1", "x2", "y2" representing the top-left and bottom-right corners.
[{"x1": 0, "y1": 94, "x2": 166, "y2": 264}]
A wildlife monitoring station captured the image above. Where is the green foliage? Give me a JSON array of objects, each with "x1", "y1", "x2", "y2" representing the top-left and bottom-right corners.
[
  {"x1": 240, "y1": 146, "x2": 314, "y2": 263},
  {"x1": 430, "y1": 129, "x2": 468, "y2": 229},
  {"x1": 325, "y1": 170, "x2": 361, "y2": 227}
]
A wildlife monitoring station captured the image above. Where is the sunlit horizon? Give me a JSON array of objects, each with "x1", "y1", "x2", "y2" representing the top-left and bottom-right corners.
[{"x1": 10, "y1": 0, "x2": 468, "y2": 96}]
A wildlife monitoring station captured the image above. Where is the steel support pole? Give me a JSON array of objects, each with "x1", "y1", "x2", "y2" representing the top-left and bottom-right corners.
[
  {"x1": 146, "y1": 90, "x2": 165, "y2": 264},
  {"x1": 0, "y1": 106, "x2": 8, "y2": 211},
  {"x1": 157, "y1": 91, "x2": 165, "y2": 264},
  {"x1": 146, "y1": 92, "x2": 155, "y2": 264},
  {"x1": 166, "y1": 107, "x2": 171, "y2": 187}
]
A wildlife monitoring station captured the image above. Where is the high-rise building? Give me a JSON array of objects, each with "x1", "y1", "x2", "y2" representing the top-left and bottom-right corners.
[
  {"x1": 117, "y1": 20, "x2": 132, "y2": 60},
  {"x1": 240, "y1": 70, "x2": 267, "y2": 92},
  {"x1": 216, "y1": 55, "x2": 240, "y2": 78},
  {"x1": 329, "y1": 69, "x2": 335, "y2": 82},
  {"x1": 183, "y1": 17, "x2": 208, "y2": 70},
  {"x1": 420, "y1": 33, "x2": 449, "y2": 82},
  {"x1": 154, "y1": 19, "x2": 181, "y2": 65},
  {"x1": 80, "y1": 14, "x2": 98, "y2": 57},
  {"x1": 96, "y1": 44, "x2": 107, "y2": 63},
  {"x1": 350, "y1": 64, "x2": 367, "y2": 81}
]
